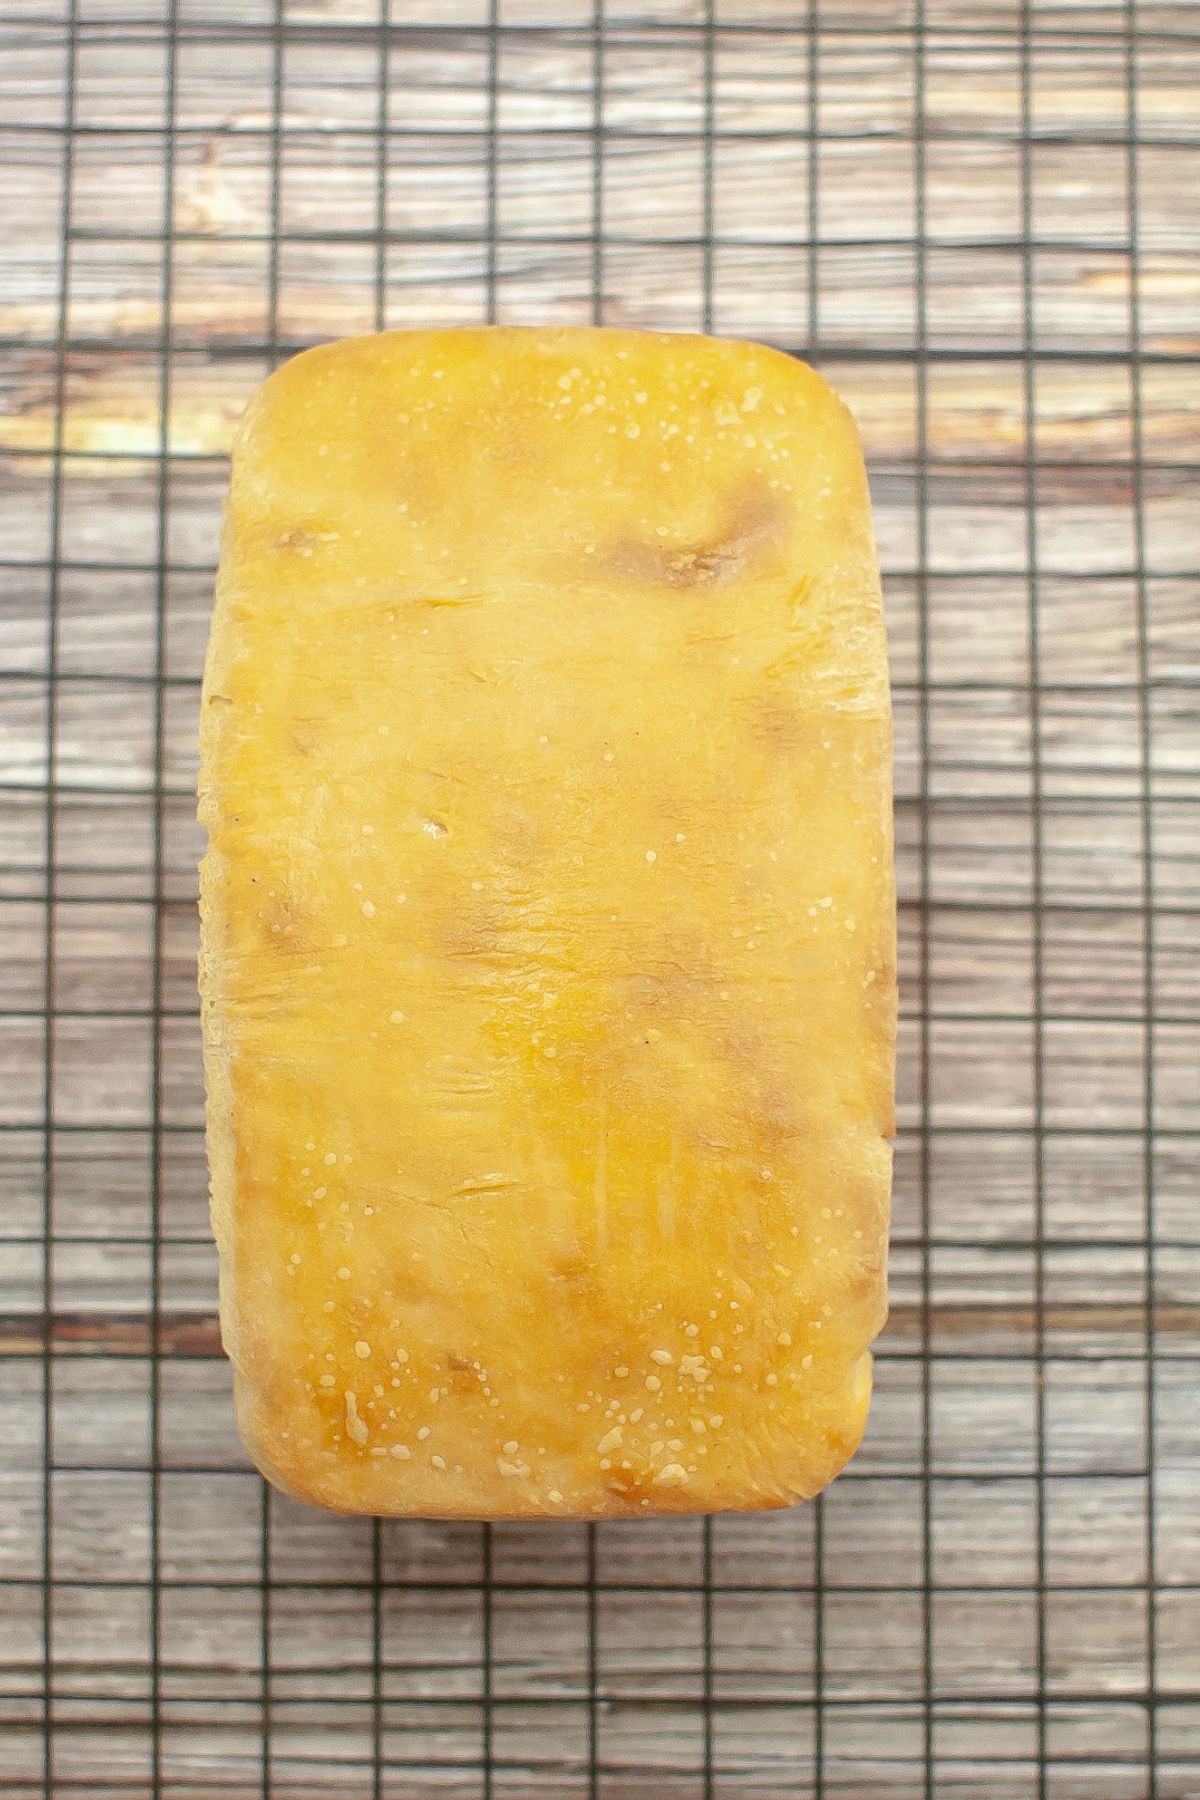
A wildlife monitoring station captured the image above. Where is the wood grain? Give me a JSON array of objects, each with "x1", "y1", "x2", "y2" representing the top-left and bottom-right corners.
[{"x1": 1, "y1": 4, "x2": 1198, "y2": 1797}]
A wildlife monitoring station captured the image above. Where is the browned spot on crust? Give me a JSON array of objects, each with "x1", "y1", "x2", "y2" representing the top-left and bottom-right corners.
[
  {"x1": 601, "y1": 481, "x2": 788, "y2": 590},
  {"x1": 549, "y1": 1247, "x2": 594, "y2": 1297},
  {"x1": 719, "y1": 1021, "x2": 808, "y2": 1147},
  {"x1": 261, "y1": 889, "x2": 304, "y2": 945},
  {"x1": 605, "y1": 541, "x2": 731, "y2": 588},
  {"x1": 605, "y1": 1476, "x2": 643, "y2": 1505},
  {"x1": 746, "y1": 692, "x2": 822, "y2": 755},
  {"x1": 277, "y1": 527, "x2": 317, "y2": 555},
  {"x1": 605, "y1": 1466, "x2": 686, "y2": 1509},
  {"x1": 724, "y1": 480, "x2": 789, "y2": 546},
  {"x1": 446, "y1": 1353, "x2": 482, "y2": 1392}
]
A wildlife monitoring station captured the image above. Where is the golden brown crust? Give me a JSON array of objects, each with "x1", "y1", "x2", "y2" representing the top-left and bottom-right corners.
[{"x1": 201, "y1": 327, "x2": 895, "y2": 1518}]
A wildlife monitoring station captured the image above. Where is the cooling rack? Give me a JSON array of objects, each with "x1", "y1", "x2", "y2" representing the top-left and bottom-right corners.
[{"x1": 1, "y1": 1, "x2": 1198, "y2": 1795}]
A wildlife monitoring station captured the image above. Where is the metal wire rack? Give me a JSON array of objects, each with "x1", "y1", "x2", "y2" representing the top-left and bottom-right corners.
[{"x1": 2, "y1": 1, "x2": 1199, "y2": 1795}]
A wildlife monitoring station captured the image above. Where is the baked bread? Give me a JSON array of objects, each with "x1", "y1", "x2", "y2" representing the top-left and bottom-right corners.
[{"x1": 199, "y1": 327, "x2": 895, "y2": 1517}]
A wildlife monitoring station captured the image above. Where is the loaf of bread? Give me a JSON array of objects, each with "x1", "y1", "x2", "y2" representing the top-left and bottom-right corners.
[{"x1": 199, "y1": 327, "x2": 894, "y2": 1518}]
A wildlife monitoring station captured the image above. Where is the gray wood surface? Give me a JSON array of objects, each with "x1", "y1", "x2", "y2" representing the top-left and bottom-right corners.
[{"x1": 1, "y1": 2, "x2": 1198, "y2": 1796}]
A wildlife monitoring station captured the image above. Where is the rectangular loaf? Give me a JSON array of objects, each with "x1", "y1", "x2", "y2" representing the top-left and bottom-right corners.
[{"x1": 199, "y1": 327, "x2": 895, "y2": 1518}]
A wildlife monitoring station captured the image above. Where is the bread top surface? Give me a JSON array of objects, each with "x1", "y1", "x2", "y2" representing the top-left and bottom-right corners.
[{"x1": 200, "y1": 327, "x2": 895, "y2": 1518}]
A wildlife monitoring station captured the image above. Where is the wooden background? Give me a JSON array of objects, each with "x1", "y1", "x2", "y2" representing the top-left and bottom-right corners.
[{"x1": 1, "y1": 1, "x2": 1198, "y2": 1795}]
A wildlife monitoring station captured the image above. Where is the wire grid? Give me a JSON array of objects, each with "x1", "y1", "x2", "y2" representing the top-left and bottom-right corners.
[{"x1": 1, "y1": 1, "x2": 1199, "y2": 1795}]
